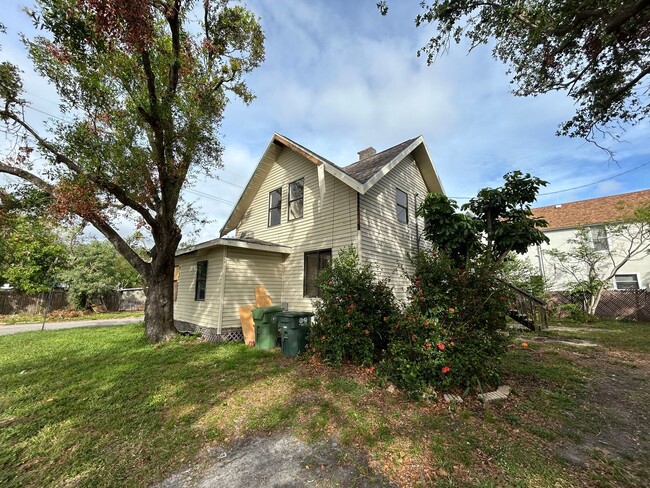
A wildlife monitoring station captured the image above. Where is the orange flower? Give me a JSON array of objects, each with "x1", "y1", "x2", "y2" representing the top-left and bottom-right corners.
[
  {"x1": 437, "y1": 342, "x2": 445, "y2": 351},
  {"x1": 364, "y1": 329, "x2": 369, "y2": 335},
  {"x1": 448, "y1": 307, "x2": 455, "y2": 313},
  {"x1": 441, "y1": 366, "x2": 451, "y2": 374},
  {"x1": 328, "y1": 280, "x2": 332, "y2": 285},
  {"x1": 521, "y1": 342, "x2": 528, "y2": 347}
]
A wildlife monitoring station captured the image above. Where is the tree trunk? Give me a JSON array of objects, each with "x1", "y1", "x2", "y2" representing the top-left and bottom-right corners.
[
  {"x1": 587, "y1": 287, "x2": 605, "y2": 316},
  {"x1": 144, "y1": 259, "x2": 178, "y2": 342}
]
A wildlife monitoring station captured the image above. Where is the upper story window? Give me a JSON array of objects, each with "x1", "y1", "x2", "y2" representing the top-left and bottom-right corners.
[
  {"x1": 288, "y1": 178, "x2": 304, "y2": 221},
  {"x1": 396, "y1": 188, "x2": 408, "y2": 223},
  {"x1": 195, "y1": 261, "x2": 208, "y2": 301},
  {"x1": 589, "y1": 225, "x2": 609, "y2": 251},
  {"x1": 268, "y1": 187, "x2": 282, "y2": 227},
  {"x1": 304, "y1": 249, "x2": 332, "y2": 298},
  {"x1": 615, "y1": 274, "x2": 639, "y2": 290}
]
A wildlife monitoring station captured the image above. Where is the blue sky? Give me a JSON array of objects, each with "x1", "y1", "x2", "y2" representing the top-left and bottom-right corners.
[{"x1": 2, "y1": 0, "x2": 649, "y2": 243}]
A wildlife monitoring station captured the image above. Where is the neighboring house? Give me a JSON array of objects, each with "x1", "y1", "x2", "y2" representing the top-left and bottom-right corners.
[
  {"x1": 526, "y1": 189, "x2": 650, "y2": 291},
  {"x1": 174, "y1": 133, "x2": 444, "y2": 341}
]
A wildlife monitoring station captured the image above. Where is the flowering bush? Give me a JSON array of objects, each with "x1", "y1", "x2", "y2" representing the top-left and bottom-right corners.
[
  {"x1": 310, "y1": 246, "x2": 398, "y2": 366},
  {"x1": 380, "y1": 251, "x2": 511, "y2": 396}
]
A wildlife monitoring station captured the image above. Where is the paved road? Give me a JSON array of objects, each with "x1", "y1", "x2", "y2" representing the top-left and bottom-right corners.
[{"x1": 0, "y1": 316, "x2": 144, "y2": 336}]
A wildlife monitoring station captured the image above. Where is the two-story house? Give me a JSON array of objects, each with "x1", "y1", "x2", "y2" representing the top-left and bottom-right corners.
[
  {"x1": 526, "y1": 189, "x2": 650, "y2": 291},
  {"x1": 173, "y1": 133, "x2": 444, "y2": 341}
]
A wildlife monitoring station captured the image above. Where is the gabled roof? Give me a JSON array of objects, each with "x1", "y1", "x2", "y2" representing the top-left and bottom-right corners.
[
  {"x1": 219, "y1": 133, "x2": 444, "y2": 236},
  {"x1": 532, "y1": 189, "x2": 650, "y2": 230}
]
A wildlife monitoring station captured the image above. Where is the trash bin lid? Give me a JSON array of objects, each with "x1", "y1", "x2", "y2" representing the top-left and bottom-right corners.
[
  {"x1": 252, "y1": 305, "x2": 284, "y2": 320},
  {"x1": 277, "y1": 311, "x2": 314, "y2": 318}
]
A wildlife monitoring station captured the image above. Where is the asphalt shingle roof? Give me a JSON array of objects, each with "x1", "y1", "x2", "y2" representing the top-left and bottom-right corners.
[
  {"x1": 341, "y1": 137, "x2": 419, "y2": 183},
  {"x1": 532, "y1": 189, "x2": 650, "y2": 230}
]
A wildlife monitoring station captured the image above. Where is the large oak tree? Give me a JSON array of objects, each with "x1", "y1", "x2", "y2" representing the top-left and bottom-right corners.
[
  {"x1": 379, "y1": 1, "x2": 650, "y2": 143},
  {"x1": 0, "y1": 0, "x2": 264, "y2": 341}
]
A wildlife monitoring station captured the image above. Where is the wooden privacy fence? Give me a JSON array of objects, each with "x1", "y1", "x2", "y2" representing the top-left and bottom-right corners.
[
  {"x1": 549, "y1": 290, "x2": 650, "y2": 322},
  {"x1": 0, "y1": 290, "x2": 68, "y2": 315},
  {"x1": 0, "y1": 288, "x2": 146, "y2": 315}
]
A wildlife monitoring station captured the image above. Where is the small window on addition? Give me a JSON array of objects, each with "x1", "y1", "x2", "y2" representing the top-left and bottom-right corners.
[
  {"x1": 615, "y1": 274, "x2": 639, "y2": 290},
  {"x1": 304, "y1": 249, "x2": 332, "y2": 298},
  {"x1": 195, "y1": 260, "x2": 208, "y2": 301},
  {"x1": 288, "y1": 178, "x2": 304, "y2": 220},
  {"x1": 396, "y1": 188, "x2": 408, "y2": 223},
  {"x1": 268, "y1": 187, "x2": 282, "y2": 227}
]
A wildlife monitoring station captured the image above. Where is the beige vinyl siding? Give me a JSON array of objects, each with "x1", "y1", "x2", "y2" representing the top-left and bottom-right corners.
[
  {"x1": 220, "y1": 248, "x2": 285, "y2": 331},
  {"x1": 174, "y1": 247, "x2": 224, "y2": 329},
  {"x1": 359, "y1": 155, "x2": 429, "y2": 302},
  {"x1": 237, "y1": 147, "x2": 358, "y2": 311}
]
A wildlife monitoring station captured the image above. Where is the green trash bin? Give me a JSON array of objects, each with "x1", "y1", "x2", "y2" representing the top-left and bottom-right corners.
[
  {"x1": 253, "y1": 305, "x2": 284, "y2": 349},
  {"x1": 278, "y1": 311, "x2": 314, "y2": 356}
]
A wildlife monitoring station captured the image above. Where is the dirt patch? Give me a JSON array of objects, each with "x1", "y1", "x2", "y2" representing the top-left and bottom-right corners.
[
  {"x1": 525, "y1": 336, "x2": 599, "y2": 347},
  {"x1": 554, "y1": 348, "x2": 650, "y2": 485},
  {"x1": 155, "y1": 433, "x2": 396, "y2": 488}
]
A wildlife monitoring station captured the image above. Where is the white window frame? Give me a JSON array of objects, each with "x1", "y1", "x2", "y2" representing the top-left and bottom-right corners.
[
  {"x1": 613, "y1": 273, "x2": 641, "y2": 290},
  {"x1": 589, "y1": 225, "x2": 609, "y2": 252}
]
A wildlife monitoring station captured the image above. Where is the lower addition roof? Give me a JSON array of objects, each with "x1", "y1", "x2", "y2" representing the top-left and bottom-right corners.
[{"x1": 175, "y1": 236, "x2": 291, "y2": 257}]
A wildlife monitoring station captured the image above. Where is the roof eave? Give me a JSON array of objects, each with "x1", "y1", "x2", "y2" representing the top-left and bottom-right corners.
[{"x1": 176, "y1": 238, "x2": 291, "y2": 257}]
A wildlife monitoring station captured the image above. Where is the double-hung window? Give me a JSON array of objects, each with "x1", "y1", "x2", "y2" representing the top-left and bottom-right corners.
[
  {"x1": 304, "y1": 249, "x2": 332, "y2": 297},
  {"x1": 396, "y1": 188, "x2": 408, "y2": 223},
  {"x1": 288, "y1": 178, "x2": 304, "y2": 220},
  {"x1": 195, "y1": 261, "x2": 208, "y2": 301},
  {"x1": 268, "y1": 188, "x2": 282, "y2": 227},
  {"x1": 589, "y1": 225, "x2": 609, "y2": 251}
]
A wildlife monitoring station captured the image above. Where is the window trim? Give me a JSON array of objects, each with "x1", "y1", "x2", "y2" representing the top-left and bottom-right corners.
[
  {"x1": 396, "y1": 188, "x2": 408, "y2": 224},
  {"x1": 194, "y1": 260, "x2": 208, "y2": 301},
  {"x1": 288, "y1": 178, "x2": 305, "y2": 221},
  {"x1": 303, "y1": 249, "x2": 332, "y2": 298},
  {"x1": 614, "y1": 273, "x2": 640, "y2": 290},
  {"x1": 268, "y1": 187, "x2": 282, "y2": 227}
]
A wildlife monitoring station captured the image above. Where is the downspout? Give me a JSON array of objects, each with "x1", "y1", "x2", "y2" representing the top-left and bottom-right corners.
[{"x1": 415, "y1": 193, "x2": 420, "y2": 254}]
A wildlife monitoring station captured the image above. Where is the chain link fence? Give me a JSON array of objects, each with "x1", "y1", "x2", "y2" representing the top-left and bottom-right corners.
[{"x1": 548, "y1": 289, "x2": 650, "y2": 322}]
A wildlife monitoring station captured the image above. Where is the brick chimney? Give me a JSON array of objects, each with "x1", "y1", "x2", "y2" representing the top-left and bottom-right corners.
[{"x1": 357, "y1": 147, "x2": 376, "y2": 160}]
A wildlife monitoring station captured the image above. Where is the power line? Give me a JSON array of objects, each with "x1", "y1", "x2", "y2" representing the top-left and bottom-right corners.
[{"x1": 449, "y1": 160, "x2": 650, "y2": 200}]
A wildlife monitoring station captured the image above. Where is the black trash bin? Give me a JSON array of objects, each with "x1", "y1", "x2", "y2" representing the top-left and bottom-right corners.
[
  {"x1": 277, "y1": 311, "x2": 314, "y2": 356},
  {"x1": 252, "y1": 305, "x2": 284, "y2": 349}
]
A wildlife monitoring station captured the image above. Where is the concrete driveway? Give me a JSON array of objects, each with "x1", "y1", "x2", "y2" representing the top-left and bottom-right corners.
[{"x1": 0, "y1": 316, "x2": 144, "y2": 336}]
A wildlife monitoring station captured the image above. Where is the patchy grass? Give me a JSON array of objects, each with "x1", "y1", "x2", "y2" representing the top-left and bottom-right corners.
[
  {"x1": 0, "y1": 310, "x2": 143, "y2": 325},
  {"x1": 1, "y1": 321, "x2": 648, "y2": 487}
]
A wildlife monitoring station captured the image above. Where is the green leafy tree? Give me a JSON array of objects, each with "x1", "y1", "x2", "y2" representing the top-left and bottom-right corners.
[
  {"x1": 60, "y1": 240, "x2": 142, "y2": 309},
  {"x1": 0, "y1": 0, "x2": 264, "y2": 341},
  {"x1": 378, "y1": 1, "x2": 650, "y2": 143},
  {"x1": 417, "y1": 171, "x2": 549, "y2": 267}
]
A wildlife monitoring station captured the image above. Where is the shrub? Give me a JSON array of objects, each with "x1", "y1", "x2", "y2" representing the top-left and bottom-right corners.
[
  {"x1": 380, "y1": 251, "x2": 511, "y2": 396},
  {"x1": 310, "y1": 246, "x2": 398, "y2": 366}
]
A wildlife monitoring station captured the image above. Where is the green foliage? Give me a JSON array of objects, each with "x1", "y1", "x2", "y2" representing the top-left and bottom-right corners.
[
  {"x1": 418, "y1": 171, "x2": 549, "y2": 267},
  {"x1": 310, "y1": 246, "x2": 398, "y2": 366},
  {"x1": 380, "y1": 251, "x2": 511, "y2": 396},
  {"x1": 60, "y1": 240, "x2": 142, "y2": 309},
  {"x1": 501, "y1": 255, "x2": 546, "y2": 298},
  {"x1": 379, "y1": 1, "x2": 650, "y2": 141},
  {"x1": 0, "y1": 214, "x2": 67, "y2": 293}
]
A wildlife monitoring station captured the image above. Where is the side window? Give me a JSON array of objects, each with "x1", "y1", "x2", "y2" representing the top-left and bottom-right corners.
[
  {"x1": 195, "y1": 261, "x2": 208, "y2": 301},
  {"x1": 288, "y1": 178, "x2": 304, "y2": 221},
  {"x1": 396, "y1": 188, "x2": 408, "y2": 223},
  {"x1": 268, "y1": 188, "x2": 282, "y2": 227},
  {"x1": 589, "y1": 225, "x2": 609, "y2": 251},
  {"x1": 615, "y1": 274, "x2": 639, "y2": 290},
  {"x1": 304, "y1": 249, "x2": 332, "y2": 297}
]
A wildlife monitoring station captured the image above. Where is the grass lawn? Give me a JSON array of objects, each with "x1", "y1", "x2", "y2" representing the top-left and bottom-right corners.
[
  {"x1": 0, "y1": 320, "x2": 648, "y2": 487},
  {"x1": 0, "y1": 310, "x2": 143, "y2": 326}
]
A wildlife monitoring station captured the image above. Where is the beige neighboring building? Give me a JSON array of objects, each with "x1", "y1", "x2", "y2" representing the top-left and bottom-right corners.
[
  {"x1": 174, "y1": 133, "x2": 444, "y2": 341},
  {"x1": 526, "y1": 189, "x2": 650, "y2": 291}
]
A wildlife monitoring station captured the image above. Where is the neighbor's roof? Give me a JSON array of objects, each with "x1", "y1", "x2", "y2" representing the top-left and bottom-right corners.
[
  {"x1": 219, "y1": 133, "x2": 444, "y2": 236},
  {"x1": 532, "y1": 189, "x2": 650, "y2": 230},
  {"x1": 175, "y1": 236, "x2": 290, "y2": 257}
]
